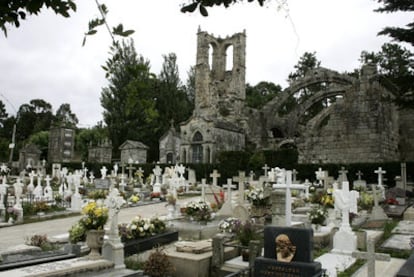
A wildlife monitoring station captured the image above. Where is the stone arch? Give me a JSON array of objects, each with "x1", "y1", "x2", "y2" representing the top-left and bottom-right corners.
[
  {"x1": 191, "y1": 131, "x2": 203, "y2": 163},
  {"x1": 278, "y1": 139, "x2": 297, "y2": 149}
]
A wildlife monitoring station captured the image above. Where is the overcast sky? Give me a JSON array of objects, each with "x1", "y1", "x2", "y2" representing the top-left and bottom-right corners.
[{"x1": 0, "y1": 0, "x2": 412, "y2": 128}]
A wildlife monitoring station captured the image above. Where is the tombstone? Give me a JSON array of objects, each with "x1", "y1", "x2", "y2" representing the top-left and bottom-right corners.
[
  {"x1": 233, "y1": 171, "x2": 247, "y2": 205},
  {"x1": 187, "y1": 168, "x2": 196, "y2": 186},
  {"x1": 354, "y1": 170, "x2": 367, "y2": 190},
  {"x1": 254, "y1": 226, "x2": 322, "y2": 277},
  {"x1": 368, "y1": 184, "x2": 388, "y2": 221},
  {"x1": 292, "y1": 169, "x2": 298, "y2": 183},
  {"x1": 272, "y1": 170, "x2": 293, "y2": 226},
  {"x1": 152, "y1": 165, "x2": 162, "y2": 194},
  {"x1": 332, "y1": 181, "x2": 359, "y2": 254},
  {"x1": 100, "y1": 166, "x2": 108, "y2": 180},
  {"x1": 136, "y1": 167, "x2": 144, "y2": 184},
  {"x1": 262, "y1": 164, "x2": 270, "y2": 178},
  {"x1": 200, "y1": 178, "x2": 208, "y2": 201},
  {"x1": 315, "y1": 167, "x2": 325, "y2": 187},
  {"x1": 43, "y1": 175, "x2": 53, "y2": 201},
  {"x1": 210, "y1": 169, "x2": 221, "y2": 187},
  {"x1": 0, "y1": 176, "x2": 9, "y2": 210},
  {"x1": 217, "y1": 179, "x2": 235, "y2": 217},
  {"x1": 338, "y1": 167, "x2": 348, "y2": 185},
  {"x1": 33, "y1": 173, "x2": 43, "y2": 200},
  {"x1": 126, "y1": 163, "x2": 136, "y2": 181},
  {"x1": 352, "y1": 238, "x2": 390, "y2": 277},
  {"x1": 13, "y1": 178, "x2": 24, "y2": 208},
  {"x1": 374, "y1": 167, "x2": 386, "y2": 199},
  {"x1": 103, "y1": 188, "x2": 126, "y2": 269},
  {"x1": 70, "y1": 174, "x2": 82, "y2": 212}
]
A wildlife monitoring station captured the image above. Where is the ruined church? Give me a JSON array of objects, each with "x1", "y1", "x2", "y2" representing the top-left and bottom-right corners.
[{"x1": 159, "y1": 29, "x2": 414, "y2": 164}]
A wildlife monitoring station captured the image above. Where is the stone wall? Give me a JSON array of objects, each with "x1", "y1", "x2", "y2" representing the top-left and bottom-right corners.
[
  {"x1": 48, "y1": 127, "x2": 75, "y2": 163},
  {"x1": 399, "y1": 108, "x2": 414, "y2": 161}
]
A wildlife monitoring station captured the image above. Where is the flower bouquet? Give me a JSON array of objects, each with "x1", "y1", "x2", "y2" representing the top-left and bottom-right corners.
[
  {"x1": 308, "y1": 205, "x2": 327, "y2": 225},
  {"x1": 184, "y1": 200, "x2": 212, "y2": 222},
  {"x1": 245, "y1": 187, "x2": 269, "y2": 207},
  {"x1": 218, "y1": 217, "x2": 241, "y2": 234},
  {"x1": 118, "y1": 215, "x2": 166, "y2": 241},
  {"x1": 79, "y1": 201, "x2": 109, "y2": 230}
]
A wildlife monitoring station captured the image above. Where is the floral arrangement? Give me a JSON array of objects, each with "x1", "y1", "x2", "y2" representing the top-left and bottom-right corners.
[
  {"x1": 245, "y1": 187, "x2": 268, "y2": 206},
  {"x1": 184, "y1": 200, "x2": 212, "y2": 222},
  {"x1": 118, "y1": 215, "x2": 166, "y2": 241},
  {"x1": 87, "y1": 189, "x2": 108, "y2": 200},
  {"x1": 69, "y1": 222, "x2": 86, "y2": 243},
  {"x1": 79, "y1": 201, "x2": 109, "y2": 230},
  {"x1": 129, "y1": 194, "x2": 140, "y2": 204},
  {"x1": 320, "y1": 193, "x2": 334, "y2": 208},
  {"x1": 358, "y1": 191, "x2": 374, "y2": 210},
  {"x1": 218, "y1": 217, "x2": 241, "y2": 234},
  {"x1": 234, "y1": 219, "x2": 258, "y2": 246},
  {"x1": 308, "y1": 205, "x2": 328, "y2": 225},
  {"x1": 386, "y1": 197, "x2": 399, "y2": 205}
]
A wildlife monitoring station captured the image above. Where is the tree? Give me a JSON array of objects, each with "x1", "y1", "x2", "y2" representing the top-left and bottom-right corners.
[
  {"x1": 0, "y1": 0, "x2": 76, "y2": 37},
  {"x1": 155, "y1": 53, "x2": 193, "y2": 135},
  {"x1": 374, "y1": 0, "x2": 414, "y2": 46},
  {"x1": 101, "y1": 39, "x2": 159, "y2": 159},
  {"x1": 360, "y1": 42, "x2": 414, "y2": 108},
  {"x1": 246, "y1": 81, "x2": 282, "y2": 109},
  {"x1": 53, "y1": 103, "x2": 79, "y2": 127},
  {"x1": 185, "y1": 66, "x2": 196, "y2": 104},
  {"x1": 76, "y1": 123, "x2": 108, "y2": 160},
  {"x1": 181, "y1": 0, "x2": 269, "y2": 16}
]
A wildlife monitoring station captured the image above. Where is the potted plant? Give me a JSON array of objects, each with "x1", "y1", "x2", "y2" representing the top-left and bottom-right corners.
[
  {"x1": 308, "y1": 205, "x2": 327, "y2": 231},
  {"x1": 143, "y1": 247, "x2": 175, "y2": 277},
  {"x1": 79, "y1": 201, "x2": 108, "y2": 259},
  {"x1": 184, "y1": 200, "x2": 212, "y2": 223},
  {"x1": 234, "y1": 219, "x2": 259, "y2": 261}
]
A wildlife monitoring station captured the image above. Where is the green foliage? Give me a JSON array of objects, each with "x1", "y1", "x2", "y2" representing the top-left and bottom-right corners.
[
  {"x1": 375, "y1": 0, "x2": 414, "y2": 46},
  {"x1": 181, "y1": 0, "x2": 268, "y2": 16},
  {"x1": 143, "y1": 247, "x2": 175, "y2": 277},
  {"x1": 53, "y1": 103, "x2": 78, "y2": 127},
  {"x1": 0, "y1": 0, "x2": 76, "y2": 37},
  {"x1": 125, "y1": 255, "x2": 144, "y2": 270},
  {"x1": 246, "y1": 81, "x2": 282, "y2": 109},
  {"x1": 69, "y1": 222, "x2": 86, "y2": 244}
]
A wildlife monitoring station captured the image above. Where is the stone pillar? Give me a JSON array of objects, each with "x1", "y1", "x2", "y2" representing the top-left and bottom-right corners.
[{"x1": 271, "y1": 190, "x2": 286, "y2": 226}]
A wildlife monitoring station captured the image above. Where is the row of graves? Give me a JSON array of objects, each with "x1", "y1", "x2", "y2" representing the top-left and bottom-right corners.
[{"x1": 0, "y1": 161, "x2": 414, "y2": 276}]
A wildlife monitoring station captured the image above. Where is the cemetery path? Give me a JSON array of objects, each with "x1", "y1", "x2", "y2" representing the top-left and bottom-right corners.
[{"x1": 0, "y1": 196, "x2": 199, "y2": 251}]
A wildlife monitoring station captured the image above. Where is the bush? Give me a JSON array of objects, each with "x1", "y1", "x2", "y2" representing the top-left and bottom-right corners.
[{"x1": 143, "y1": 247, "x2": 175, "y2": 277}]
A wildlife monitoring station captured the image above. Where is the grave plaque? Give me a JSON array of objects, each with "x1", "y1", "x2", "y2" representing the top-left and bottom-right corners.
[
  {"x1": 94, "y1": 179, "x2": 110, "y2": 189},
  {"x1": 254, "y1": 226, "x2": 322, "y2": 277}
]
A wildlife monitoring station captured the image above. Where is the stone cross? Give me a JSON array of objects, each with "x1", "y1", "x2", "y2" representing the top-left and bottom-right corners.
[
  {"x1": 200, "y1": 178, "x2": 208, "y2": 201},
  {"x1": 233, "y1": 171, "x2": 247, "y2": 204},
  {"x1": 210, "y1": 170, "x2": 221, "y2": 187},
  {"x1": 223, "y1": 178, "x2": 236, "y2": 201},
  {"x1": 338, "y1": 167, "x2": 348, "y2": 184},
  {"x1": 352, "y1": 238, "x2": 390, "y2": 277},
  {"x1": 334, "y1": 181, "x2": 359, "y2": 231},
  {"x1": 262, "y1": 164, "x2": 270, "y2": 177},
  {"x1": 292, "y1": 169, "x2": 298, "y2": 183},
  {"x1": 356, "y1": 170, "x2": 363, "y2": 180},
  {"x1": 272, "y1": 171, "x2": 293, "y2": 226},
  {"x1": 127, "y1": 163, "x2": 136, "y2": 180},
  {"x1": 374, "y1": 167, "x2": 386, "y2": 199},
  {"x1": 13, "y1": 178, "x2": 24, "y2": 208},
  {"x1": 153, "y1": 165, "x2": 162, "y2": 185},
  {"x1": 136, "y1": 167, "x2": 144, "y2": 184},
  {"x1": 89, "y1": 172, "x2": 95, "y2": 184},
  {"x1": 27, "y1": 171, "x2": 35, "y2": 193},
  {"x1": 120, "y1": 163, "x2": 126, "y2": 176},
  {"x1": 401, "y1": 162, "x2": 407, "y2": 192},
  {"x1": 113, "y1": 163, "x2": 119, "y2": 177},
  {"x1": 100, "y1": 166, "x2": 108, "y2": 179},
  {"x1": 44, "y1": 175, "x2": 53, "y2": 200},
  {"x1": 315, "y1": 168, "x2": 325, "y2": 187}
]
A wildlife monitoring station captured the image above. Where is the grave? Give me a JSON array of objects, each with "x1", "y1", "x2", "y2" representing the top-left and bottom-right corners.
[
  {"x1": 254, "y1": 226, "x2": 322, "y2": 277},
  {"x1": 381, "y1": 220, "x2": 414, "y2": 251},
  {"x1": 352, "y1": 238, "x2": 390, "y2": 277}
]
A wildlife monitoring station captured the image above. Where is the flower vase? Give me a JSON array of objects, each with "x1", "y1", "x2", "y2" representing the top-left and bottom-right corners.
[
  {"x1": 312, "y1": 224, "x2": 320, "y2": 233},
  {"x1": 241, "y1": 249, "x2": 250, "y2": 261},
  {"x1": 86, "y1": 229, "x2": 105, "y2": 259}
]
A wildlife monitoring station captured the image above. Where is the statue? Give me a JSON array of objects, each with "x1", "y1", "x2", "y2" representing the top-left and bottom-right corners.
[{"x1": 275, "y1": 234, "x2": 296, "y2": 262}]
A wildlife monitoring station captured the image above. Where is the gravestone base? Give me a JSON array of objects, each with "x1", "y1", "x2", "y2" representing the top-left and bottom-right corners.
[
  {"x1": 102, "y1": 240, "x2": 125, "y2": 269},
  {"x1": 332, "y1": 229, "x2": 357, "y2": 254},
  {"x1": 254, "y1": 257, "x2": 322, "y2": 277},
  {"x1": 369, "y1": 206, "x2": 388, "y2": 221}
]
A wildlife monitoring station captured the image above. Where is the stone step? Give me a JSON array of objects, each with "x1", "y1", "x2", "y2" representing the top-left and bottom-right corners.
[{"x1": 0, "y1": 257, "x2": 114, "y2": 277}]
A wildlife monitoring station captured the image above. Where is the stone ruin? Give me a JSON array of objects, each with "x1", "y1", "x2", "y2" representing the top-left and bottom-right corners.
[{"x1": 160, "y1": 29, "x2": 414, "y2": 164}]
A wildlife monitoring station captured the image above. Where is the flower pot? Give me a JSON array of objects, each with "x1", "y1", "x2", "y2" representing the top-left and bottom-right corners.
[
  {"x1": 241, "y1": 249, "x2": 250, "y2": 262},
  {"x1": 86, "y1": 229, "x2": 105, "y2": 259}
]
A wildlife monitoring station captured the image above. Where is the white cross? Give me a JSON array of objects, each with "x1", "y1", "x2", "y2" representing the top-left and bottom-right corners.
[
  {"x1": 262, "y1": 164, "x2": 270, "y2": 177},
  {"x1": 223, "y1": 178, "x2": 236, "y2": 201},
  {"x1": 356, "y1": 170, "x2": 363, "y2": 180},
  {"x1": 233, "y1": 171, "x2": 247, "y2": 204},
  {"x1": 210, "y1": 170, "x2": 221, "y2": 187},
  {"x1": 374, "y1": 167, "x2": 386, "y2": 199},
  {"x1": 352, "y1": 238, "x2": 390, "y2": 277},
  {"x1": 292, "y1": 169, "x2": 298, "y2": 182},
  {"x1": 334, "y1": 181, "x2": 359, "y2": 231}
]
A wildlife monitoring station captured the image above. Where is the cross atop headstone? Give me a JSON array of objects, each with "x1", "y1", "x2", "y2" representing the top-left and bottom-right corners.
[
  {"x1": 210, "y1": 170, "x2": 221, "y2": 187},
  {"x1": 338, "y1": 167, "x2": 348, "y2": 183},
  {"x1": 356, "y1": 170, "x2": 363, "y2": 180},
  {"x1": 374, "y1": 167, "x2": 386, "y2": 199},
  {"x1": 352, "y1": 238, "x2": 390, "y2": 277},
  {"x1": 105, "y1": 188, "x2": 126, "y2": 240},
  {"x1": 292, "y1": 169, "x2": 298, "y2": 183},
  {"x1": 136, "y1": 167, "x2": 144, "y2": 183},
  {"x1": 334, "y1": 181, "x2": 359, "y2": 231},
  {"x1": 127, "y1": 163, "x2": 136, "y2": 180},
  {"x1": 315, "y1": 168, "x2": 325, "y2": 187},
  {"x1": 153, "y1": 165, "x2": 162, "y2": 184},
  {"x1": 249, "y1": 170, "x2": 255, "y2": 182},
  {"x1": 223, "y1": 178, "x2": 236, "y2": 201},
  {"x1": 0, "y1": 176, "x2": 9, "y2": 210},
  {"x1": 262, "y1": 164, "x2": 270, "y2": 177},
  {"x1": 233, "y1": 171, "x2": 247, "y2": 204}
]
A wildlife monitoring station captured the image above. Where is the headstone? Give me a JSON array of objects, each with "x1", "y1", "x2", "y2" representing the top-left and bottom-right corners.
[
  {"x1": 315, "y1": 167, "x2": 326, "y2": 187},
  {"x1": 262, "y1": 164, "x2": 270, "y2": 178},
  {"x1": 368, "y1": 184, "x2": 388, "y2": 221},
  {"x1": 272, "y1": 170, "x2": 294, "y2": 226},
  {"x1": 338, "y1": 167, "x2": 348, "y2": 185},
  {"x1": 103, "y1": 188, "x2": 126, "y2": 269},
  {"x1": 43, "y1": 175, "x2": 53, "y2": 201},
  {"x1": 332, "y1": 181, "x2": 359, "y2": 254},
  {"x1": 352, "y1": 238, "x2": 390, "y2": 277},
  {"x1": 233, "y1": 171, "x2": 247, "y2": 205},
  {"x1": 223, "y1": 178, "x2": 236, "y2": 202},
  {"x1": 374, "y1": 167, "x2": 386, "y2": 199},
  {"x1": 100, "y1": 166, "x2": 107, "y2": 180},
  {"x1": 292, "y1": 169, "x2": 298, "y2": 183},
  {"x1": 13, "y1": 178, "x2": 24, "y2": 209},
  {"x1": 200, "y1": 178, "x2": 207, "y2": 201},
  {"x1": 33, "y1": 173, "x2": 43, "y2": 200},
  {"x1": 136, "y1": 167, "x2": 144, "y2": 184},
  {"x1": 0, "y1": 177, "x2": 8, "y2": 216},
  {"x1": 127, "y1": 163, "x2": 136, "y2": 181},
  {"x1": 254, "y1": 226, "x2": 322, "y2": 277},
  {"x1": 52, "y1": 163, "x2": 61, "y2": 179},
  {"x1": 187, "y1": 168, "x2": 196, "y2": 185},
  {"x1": 210, "y1": 170, "x2": 221, "y2": 187},
  {"x1": 152, "y1": 165, "x2": 162, "y2": 193},
  {"x1": 354, "y1": 170, "x2": 367, "y2": 190}
]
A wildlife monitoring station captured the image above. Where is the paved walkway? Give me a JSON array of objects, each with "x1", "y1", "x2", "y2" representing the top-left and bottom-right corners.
[{"x1": 0, "y1": 196, "x2": 199, "y2": 251}]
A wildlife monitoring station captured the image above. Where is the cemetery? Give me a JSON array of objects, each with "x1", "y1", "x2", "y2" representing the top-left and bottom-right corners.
[{"x1": 1, "y1": 3, "x2": 414, "y2": 275}]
